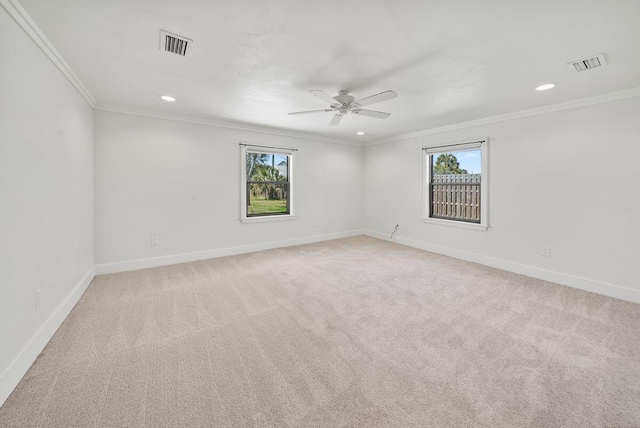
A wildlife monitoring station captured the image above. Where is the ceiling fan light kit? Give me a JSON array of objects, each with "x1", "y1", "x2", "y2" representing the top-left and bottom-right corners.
[{"x1": 289, "y1": 89, "x2": 397, "y2": 126}]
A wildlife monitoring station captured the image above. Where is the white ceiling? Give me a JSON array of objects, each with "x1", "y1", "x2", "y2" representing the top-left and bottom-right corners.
[{"x1": 18, "y1": 0, "x2": 640, "y2": 143}]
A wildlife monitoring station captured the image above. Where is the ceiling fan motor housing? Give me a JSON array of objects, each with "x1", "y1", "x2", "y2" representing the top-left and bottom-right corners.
[{"x1": 334, "y1": 91, "x2": 356, "y2": 106}]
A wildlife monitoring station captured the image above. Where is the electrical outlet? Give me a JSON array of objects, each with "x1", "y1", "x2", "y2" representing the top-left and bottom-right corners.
[
  {"x1": 151, "y1": 236, "x2": 159, "y2": 246},
  {"x1": 313, "y1": 221, "x2": 318, "y2": 228},
  {"x1": 36, "y1": 289, "x2": 41, "y2": 308},
  {"x1": 541, "y1": 246, "x2": 551, "y2": 257}
]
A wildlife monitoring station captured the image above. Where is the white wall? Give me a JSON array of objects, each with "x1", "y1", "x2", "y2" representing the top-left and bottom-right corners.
[
  {"x1": 94, "y1": 111, "x2": 363, "y2": 270},
  {"x1": 364, "y1": 96, "x2": 640, "y2": 302},
  {"x1": 0, "y1": 7, "x2": 94, "y2": 404}
]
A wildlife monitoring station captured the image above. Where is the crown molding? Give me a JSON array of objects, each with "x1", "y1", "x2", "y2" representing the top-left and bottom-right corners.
[
  {"x1": 0, "y1": 0, "x2": 96, "y2": 108},
  {"x1": 367, "y1": 86, "x2": 640, "y2": 146},
  {"x1": 95, "y1": 103, "x2": 363, "y2": 147}
]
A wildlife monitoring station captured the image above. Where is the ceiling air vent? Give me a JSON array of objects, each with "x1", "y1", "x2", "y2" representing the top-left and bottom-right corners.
[
  {"x1": 568, "y1": 53, "x2": 606, "y2": 72},
  {"x1": 160, "y1": 30, "x2": 192, "y2": 57}
]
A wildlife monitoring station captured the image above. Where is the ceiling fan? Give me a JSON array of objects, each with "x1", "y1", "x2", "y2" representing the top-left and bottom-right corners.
[{"x1": 288, "y1": 89, "x2": 398, "y2": 126}]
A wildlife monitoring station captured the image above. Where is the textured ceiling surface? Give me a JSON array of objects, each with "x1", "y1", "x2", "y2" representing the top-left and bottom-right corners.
[{"x1": 18, "y1": 0, "x2": 640, "y2": 142}]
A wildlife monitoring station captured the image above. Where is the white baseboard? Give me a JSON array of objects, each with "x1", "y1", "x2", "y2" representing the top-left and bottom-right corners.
[
  {"x1": 365, "y1": 230, "x2": 640, "y2": 304},
  {"x1": 0, "y1": 266, "x2": 96, "y2": 408},
  {"x1": 95, "y1": 229, "x2": 365, "y2": 275}
]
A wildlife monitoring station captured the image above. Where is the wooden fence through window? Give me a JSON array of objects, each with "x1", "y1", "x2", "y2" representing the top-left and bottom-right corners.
[{"x1": 430, "y1": 173, "x2": 480, "y2": 223}]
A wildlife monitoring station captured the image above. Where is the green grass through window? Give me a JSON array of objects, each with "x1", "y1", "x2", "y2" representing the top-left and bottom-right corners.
[{"x1": 248, "y1": 197, "x2": 287, "y2": 215}]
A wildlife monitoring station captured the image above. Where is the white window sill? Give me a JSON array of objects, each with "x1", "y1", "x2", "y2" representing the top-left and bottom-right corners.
[
  {"x1": 241, "y1": 215, "x2": 296, "y2": 224},
  {"x1": 422, "y1": 217, "x2": 488, "y2": 231}
]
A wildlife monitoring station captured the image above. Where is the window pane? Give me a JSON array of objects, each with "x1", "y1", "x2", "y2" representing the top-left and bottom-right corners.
[
  {"x1": 245, "y1": 151, "x2": 289, "y2": 216},
  {"x1": 246, "y1": 152, "x2": 288, "y2": 181},
  {"x1": 430, "y1": 150, "x2": 481, "y2": 223},
  {"x1": 248, "y1": 182, "x2": 288, "y2": 215},
  {"x1": 430, "y1": 150, "x2": 480, "y2": 175}
]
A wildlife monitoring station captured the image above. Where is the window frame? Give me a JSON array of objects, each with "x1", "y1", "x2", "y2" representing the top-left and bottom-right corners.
[
  {"x1": 240, "y1": 144, "x2": 296, "y2": 223},
  {"x1": 422, "y1": 138, "x2": 489, "y2": 231}
]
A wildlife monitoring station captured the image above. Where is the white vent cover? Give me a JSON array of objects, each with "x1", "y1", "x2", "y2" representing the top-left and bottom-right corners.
[
  {"x1": 160, "y1": 30, "x2": 192, "y2": 57},
  {"x1": 568, "y1": 53, "x2": 606, "y2": 72}
]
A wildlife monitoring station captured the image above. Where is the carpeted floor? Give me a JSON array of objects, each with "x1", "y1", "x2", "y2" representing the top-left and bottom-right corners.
[{"x1": 1, "y1": 236, "x2": 639, "y2": 427}]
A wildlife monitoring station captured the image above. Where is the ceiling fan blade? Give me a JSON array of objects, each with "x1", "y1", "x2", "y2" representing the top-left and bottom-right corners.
[
  {"x1": 288, "y1": 109, "x2": 333, "y2": 115},
  {"x1": 355, "y1": 90, "x2": 397, "y2": 107},
  {"x1": 329, "y1": 113, "x2": 344, "y2": 126},
  {"x1": 310, "y1": 90, "x2": 338, "y2": 105},
  {"x1": 352, "y1": 109, "x2": 391, "y2": 119}
]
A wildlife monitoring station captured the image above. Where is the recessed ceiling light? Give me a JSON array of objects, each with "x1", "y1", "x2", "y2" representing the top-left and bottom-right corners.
[
  {"x1": 535, "y1": 83, "x2": 556, "y2": 91},
  {"x1": 160, "y1": 95, "x2": 176, "y2": 102},
  {"x1": 356, "y1": 132, "x2": 365, "y2": 135}
]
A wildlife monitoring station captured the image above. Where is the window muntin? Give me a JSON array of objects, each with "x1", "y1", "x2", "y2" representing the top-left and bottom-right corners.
[
  {"x1": 424, "y1": 140, "x2": 488, "y2": 229},
  {"x1": 241, "y1": 146, "x2": 294, "y2": 220}
]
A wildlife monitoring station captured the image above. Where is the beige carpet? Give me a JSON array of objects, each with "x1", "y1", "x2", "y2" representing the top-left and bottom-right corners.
[{"x1": 1, "y1": 236, "x2": 639, "y2": 427}]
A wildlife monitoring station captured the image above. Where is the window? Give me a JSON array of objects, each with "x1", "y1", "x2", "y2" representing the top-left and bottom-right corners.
[
  {"x1": 423, "y1": 139, "x2": 488, "y2": 230},
  {"x1": 240, "y1": 144, "x2": 295, "y2": 222}
]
